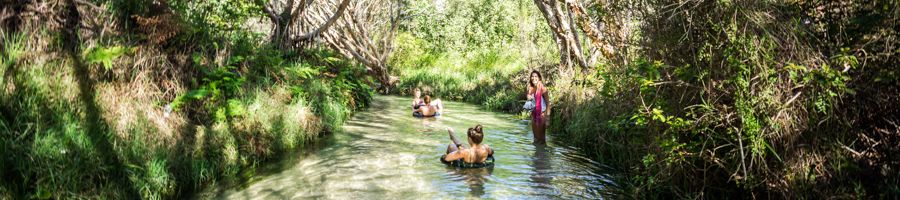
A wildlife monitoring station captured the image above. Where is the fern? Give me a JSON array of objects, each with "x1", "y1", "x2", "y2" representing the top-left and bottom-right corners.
[
  {"x1": 83, "y1": 45, "x2": 130, "y2": 70},
  {"x1": 287, "y1": 63, "x2": 322, "y2": 80}
]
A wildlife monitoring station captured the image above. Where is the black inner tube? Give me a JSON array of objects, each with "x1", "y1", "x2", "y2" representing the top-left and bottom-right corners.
[{"x1": 440, "y1": 155, "x2": 495, "y2": 168}]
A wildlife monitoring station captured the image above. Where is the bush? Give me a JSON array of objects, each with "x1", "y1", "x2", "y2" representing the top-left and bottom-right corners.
[
  {"x1": 547, "y1": 0, "x2": 899, "y2": 198},
  {"x1": 0, "y1": 2, "x2": 374, "y2": 198},
  {"x1": 394, "y1": 49, "x2": 527, "y2": 112}
]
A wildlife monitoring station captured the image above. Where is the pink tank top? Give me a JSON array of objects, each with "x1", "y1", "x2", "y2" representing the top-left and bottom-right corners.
[{"x1": 532, "y1": 87, "x2": 543, "y2": 121}]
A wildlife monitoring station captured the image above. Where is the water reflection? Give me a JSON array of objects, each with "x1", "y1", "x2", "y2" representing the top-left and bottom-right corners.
[
  {"x1": 445, "y1": 166, "x2": 494, "y2": 197},
  {"x1": 417, "y1": 116, "x2": 441, "y2": 133},
  {"x1": 529, "y1": 143, "x2": 558, "y2": 198}
]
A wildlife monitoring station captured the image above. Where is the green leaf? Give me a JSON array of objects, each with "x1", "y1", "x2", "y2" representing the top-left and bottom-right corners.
[
  {"x1": 229, "y1": 55, "x2": 245, "y2": 64},
  {"x1": 325, "y1": 56, "x2": 343, "y2": 65},
  {"x1": 84, "y1": 46, "x2": 129, "y2": 70},
  {"x1": 289, "y1": 65, "x2": 321, "y2": 79},
  {"x1": 215, "y1": 107, "x2": 227, "y2": 122},
  {"x1": 227, "y1": 99, "x2": 245, "y2": 117},
  {"x1": 33, "y1": 187, "x2": 52, "y2": 199},
  {"x1": 192, "y1": 53, "x2": 204, "y2": 65},
  {"x1": 186, "y1": 89, "x2": 210, "y2": 99}
]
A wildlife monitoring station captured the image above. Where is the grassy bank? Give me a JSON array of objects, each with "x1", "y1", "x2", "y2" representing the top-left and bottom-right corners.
[
  {"x1": 0, "y1": 1, "x2": 372, "y2": 199},
  {"x1": 393, "y1": 0, "x2": 899, "y2": 198},
  {"x1": 3, "y1": 0, "x2": 897, "y2": 198},
  {"x1": 390, "y1": 0, "x2": 557, "y2": 112},
  {"x1": 393, "y1": 47, "x2": 530, "y2": 112},
  {"x1": 546, "y1": 1, "x2": 900, "y2": 198}
]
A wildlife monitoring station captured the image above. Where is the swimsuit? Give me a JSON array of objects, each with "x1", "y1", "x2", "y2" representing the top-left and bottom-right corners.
[
  {"x1": 412, "y1": 112, "x2": 440, "y2": 118},
  {"x1": 532, "y1": 88, "x2": 544, "y2": 123},
  {"x1": 412, "y1": 99, "x2": 425, "y2": 117},
  {"x1": 440, "y1": 155, "x2": 495, "y2": 168},
  {"x1": 412, "y1": 100, "x2": 425, "y2": 109},
  {"x1": 413, "y1": 103, "x2": 440, "y2": 117}
]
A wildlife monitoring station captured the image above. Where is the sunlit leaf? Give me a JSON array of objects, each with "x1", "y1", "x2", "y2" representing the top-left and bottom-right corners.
[{"x1": 84, "y1": 46, "x2": 130, "y2": 70}]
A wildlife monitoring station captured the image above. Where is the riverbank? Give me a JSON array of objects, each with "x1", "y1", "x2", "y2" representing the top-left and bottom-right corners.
[
  {"x1": 3, "y1": 0, "x2": 897, "y2": 198},
  {"x1": 387, "y1": 0, "x2": 557, "y2": 113},
  {"x1": 0, "y1": 3, "x2": 372, "y2": 199},
  {"x1": 391, "y1": 0, "x2": 899, "y2": 198},
  {"x1": 546, "y1": 1, "x2": 898, "y2": 198},
  {"x1": 196, "y1": 95, "x2": 613, "y2": 199},
  {"x1": 391, "y1": 48, "x2": 534, "y2": 113}
]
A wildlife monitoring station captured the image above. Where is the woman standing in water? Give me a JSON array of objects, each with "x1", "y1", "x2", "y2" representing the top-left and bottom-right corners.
[{"x1": 527, "y1": 70, "x2": 550, "y2": 144}]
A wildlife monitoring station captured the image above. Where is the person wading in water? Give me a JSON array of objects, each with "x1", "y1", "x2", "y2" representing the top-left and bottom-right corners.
[{"x1": 526, "y1": 70, "x2": 550, "y2": 144}]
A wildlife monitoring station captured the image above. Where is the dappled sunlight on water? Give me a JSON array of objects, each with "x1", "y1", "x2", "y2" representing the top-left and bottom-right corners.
[{"x1": 199, "y1": 96, "x2": 615, "y2": 199}]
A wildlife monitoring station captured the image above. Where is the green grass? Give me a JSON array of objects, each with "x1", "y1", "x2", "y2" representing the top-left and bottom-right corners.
[
  {"x1": 393, "y1": 49, "x2": 529, "y2": 112},
  {"x1": 389, "y1": 0, "x2": 557, "y2": 112},
  {"x1": 540, "y1": 1, "x2": 898, "y2": 198},
  {"x1": 0, "y1": 31, "x2": 371, "y2": 199},
  {"x1": 4, "y1": 0, "x2": 896, "y2": 198}
]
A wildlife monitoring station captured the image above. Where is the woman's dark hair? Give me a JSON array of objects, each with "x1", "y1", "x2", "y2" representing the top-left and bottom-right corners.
[
  {"x1": 467, "y1": 124, "x2": 484, "y2": 144},
  {"x1": 424, "y1": 95, "x2": 431, "y2": 104},
  {"x1": 529, "y1": 70, "x2": 543, "y2": 88}
]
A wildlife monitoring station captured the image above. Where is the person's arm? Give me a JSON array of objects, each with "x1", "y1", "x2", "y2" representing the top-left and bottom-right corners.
[
  {"x1": 542, "y1": 89, "x2": 551, "y2": 120},
  {"x1": 447, "y1": 128, "x2": 463, "y2": 147},
  {"x1": 433, "y1": 99, "x2": 444, "y2": 111},
  {"x1": 527, "y1": 86, "x2": 534, "y2": 100},
  {"x1": 444, "y1": 149, "x2": 466, "y2": 161}
]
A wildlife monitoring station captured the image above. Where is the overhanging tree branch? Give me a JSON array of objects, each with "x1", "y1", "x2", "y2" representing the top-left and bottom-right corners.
[
  {"x1": 534, "y1": 0, "x2": 620, "y2": 71},
  {"x1": 293, "y1": 0, "x2": 350, "y2": 41},
  {"x1": 296, "y1": 0, "x2": 401, "y2": 91},
  {"x1": 565, "y1": 0, "x2": 616, "y2": 62}
]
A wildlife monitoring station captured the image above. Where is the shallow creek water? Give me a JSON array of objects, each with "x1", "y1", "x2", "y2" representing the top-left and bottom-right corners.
[{"x1": 198, "y1": 95, "x2": 615, "y2": 199}]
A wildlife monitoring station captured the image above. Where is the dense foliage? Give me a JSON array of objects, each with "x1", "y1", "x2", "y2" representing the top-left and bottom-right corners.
[
  {"x1": 390, "y1": 0, "x2": 557, "y2": 112},
  {"x1": 1, "y1": 0, "x2": 897, "y2": 199},
  {"x1": 1, "y1": 0, "x2": 372, "y2": 199},
  {"x1": 546, "y1": 0, "x2": 899, "y2": 198},
  {"x1": 390, "y1": 0, "x2": 899, "y2": 198}
]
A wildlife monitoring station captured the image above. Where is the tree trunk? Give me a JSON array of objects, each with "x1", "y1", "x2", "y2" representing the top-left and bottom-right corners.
[
  {"x1": 565, "y1": 0, "x2": 616, "y2": 63},
  {"x1": 534, "y1": 0, "x2": 588, "y2": 71},
  {"x1": 534, "y1": 0, "x2": 618, "y2": 72},
  {"x1": 292, "y1": 0, "x2": 350, "y2": 42},
  {"x1": 272, "y1": 20, "x2": 289, "y2": 47}
]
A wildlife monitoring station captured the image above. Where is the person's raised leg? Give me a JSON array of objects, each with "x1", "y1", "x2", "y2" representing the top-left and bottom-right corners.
[{"x1": 446, "y1": 143, "x2": 459, "y2": 154}]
